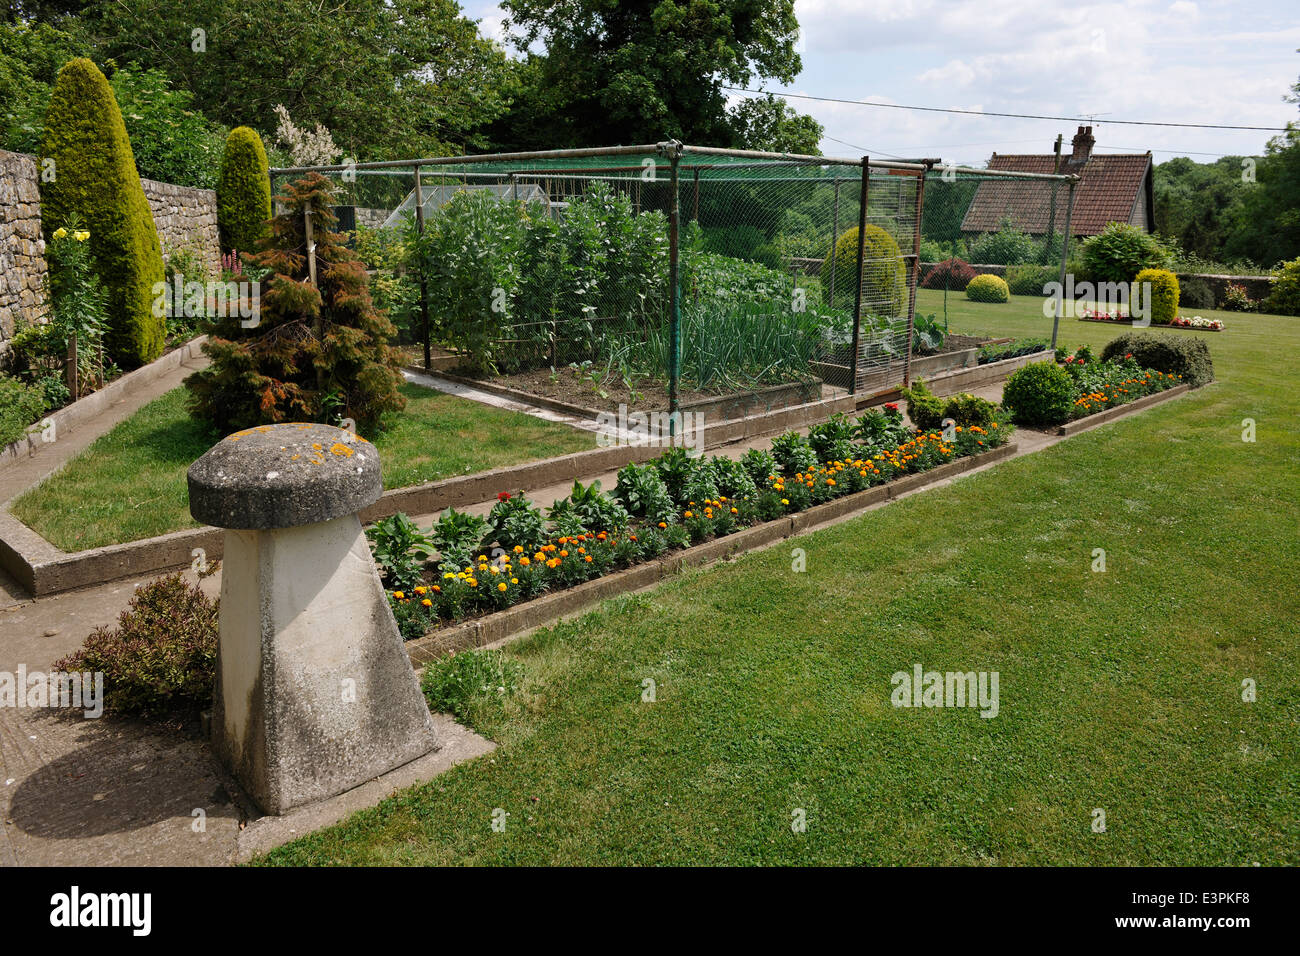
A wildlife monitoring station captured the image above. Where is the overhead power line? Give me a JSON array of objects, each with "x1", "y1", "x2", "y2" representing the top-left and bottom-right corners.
[{"x1": 725, "y1": 86, "x2": 1293, "y2": 132}]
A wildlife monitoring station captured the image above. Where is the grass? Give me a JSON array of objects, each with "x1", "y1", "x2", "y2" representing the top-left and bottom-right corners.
[
  {"x1": 10, "y1": 382, "x2": 592, "y2": 551},
  {"x1": 256, "y1": 295, "x2": 1299, "y2": 866}
]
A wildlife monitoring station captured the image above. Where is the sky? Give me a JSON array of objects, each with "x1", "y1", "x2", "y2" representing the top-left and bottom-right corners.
[{"x1": 462, "y1": 0, "x2": 1299, "y2": 167}]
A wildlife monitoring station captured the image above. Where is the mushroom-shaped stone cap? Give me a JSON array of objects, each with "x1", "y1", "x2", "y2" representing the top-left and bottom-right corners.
[{"x1": 188, "y1": 423, "x2": 381, "y2": 530}]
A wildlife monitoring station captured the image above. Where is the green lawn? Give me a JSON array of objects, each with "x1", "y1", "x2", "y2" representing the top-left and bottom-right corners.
[
  {"x1": 257, "y1": 296, "x2": 1299, "y2": 866},
  {"x1": 10, "y1": 382, "x2": 592, "y2": 551}
]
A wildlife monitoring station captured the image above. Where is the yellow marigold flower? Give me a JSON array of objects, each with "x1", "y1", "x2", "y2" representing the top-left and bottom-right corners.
[
  {"x1": 414, "y1": 586, "x2": 426, "y2": 595},
  {"x1": 498, "y1": 582, "x2": 508, "y2": 592},
  {"x1": 511, "y1": 578, "x2": 518, "y2": 584},
  {"x1": 684, "y1": 511, "x2": 694, "y2": 518},
  {"x1": 520, "y1": 557, "x2": 530, "y2": 566},
  {"x1": 730, "y1": 507, "x2": 738, "y2": 514},
  {"x1": 559, "y1": 549, "x2": 569, "y2": 557},
  {"x1": 781, "y1": 498, "x2": 789, "y2": 505},
  {"x1": 467, "y1": 578, "x2": 478, "y2": 587},
  {"x1": 443, "y1": 572, "x2": 454, "y2": 579},
  {"x1": 393, "y1": 591, "x2": 404, "y2": 600},
  {"x1": 421, "y1": 598, "x2": 432, "y2": 607},
  {"x1": 513, "y1": 545, "x2": 524, "y2": 553}
]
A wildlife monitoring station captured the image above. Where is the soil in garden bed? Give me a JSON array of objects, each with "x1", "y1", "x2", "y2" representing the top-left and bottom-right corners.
[{"x1": 462, "y1": 367, "x2": 831, "y2": 415}]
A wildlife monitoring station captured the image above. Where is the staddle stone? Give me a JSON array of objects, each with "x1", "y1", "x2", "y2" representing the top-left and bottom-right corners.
[{"x1": 188, "y1": 422, "x2": 437, "y2": 814}]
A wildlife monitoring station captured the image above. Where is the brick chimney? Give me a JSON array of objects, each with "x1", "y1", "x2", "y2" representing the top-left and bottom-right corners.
[{"x1": 1070, "y1": 125, "x2": 1095, "y2": 164}]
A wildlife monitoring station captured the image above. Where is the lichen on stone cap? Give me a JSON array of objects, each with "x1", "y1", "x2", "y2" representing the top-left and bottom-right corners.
[{"x1": 188, "y1": 423, "x2": 380, "y2": 530}]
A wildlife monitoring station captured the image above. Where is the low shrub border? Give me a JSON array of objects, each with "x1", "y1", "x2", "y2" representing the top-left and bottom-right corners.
[{"x1": 405, "y1": 441, "x2": 1020, "y2": 665}]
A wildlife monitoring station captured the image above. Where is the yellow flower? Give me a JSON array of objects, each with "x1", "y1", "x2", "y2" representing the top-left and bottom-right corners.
[
  {"x1": 781, "y1": 498, "x2": 789, "y2": 505},
  {"x1": 421, "y1": 598, "x2": 432, "y2": 607},
  {"x1": 393, "y1": 591, "x2": 404, "y2": 600},
  {"x1": 52, "y1": 227, "x2": 68, "y2": 240},
  {"x1": 497, "y1": 582, "x2": 508, "y2": 592},
  {"x1": 74, "y1": 230, "x2": 89, "y2": 242}
]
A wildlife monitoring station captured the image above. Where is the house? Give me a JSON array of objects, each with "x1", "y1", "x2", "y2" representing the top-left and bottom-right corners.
[{"x1": 960, "y1": 126, "x2": 1154, "y2": 238}]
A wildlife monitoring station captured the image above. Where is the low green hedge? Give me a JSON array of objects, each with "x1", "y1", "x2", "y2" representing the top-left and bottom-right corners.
[
  {"x1": 1099, "y1": 332, "x2": 1214, "y2": 387},
  {"x1": 1002, "y1": 361, "x2": 1075, "y2": 426},
  {"x1": 0, "y1": 376, "x2": 47, "y2": 447}
]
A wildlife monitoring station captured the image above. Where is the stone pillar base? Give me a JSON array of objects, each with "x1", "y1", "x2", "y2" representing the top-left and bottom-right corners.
[{"x1": 213, "y1": 513, "x2": 437, "y2": 814}]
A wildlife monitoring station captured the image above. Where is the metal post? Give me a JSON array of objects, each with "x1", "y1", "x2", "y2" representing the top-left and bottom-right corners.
[
  {"x1": 829, "y1": 180, "x2": 840, "y2": 309},
  {"x1": 1051, "y1": 180, "x2": 1077, "y2": 350},
  {"x1": 414, "y1": 164, "x2": 431, "y2": 370},
  {"x1": 903, "y1": 167, "x2": 929, "y2": 388},
  {"x1": 668, "y1": 144, "x2": 681, "y2": 434},
  {"x1": 305, "y1": 207, "x2": 323, "y2": 391},
  {"x1": 849, "y1": 158, "x2": 869, "y2": 396}
]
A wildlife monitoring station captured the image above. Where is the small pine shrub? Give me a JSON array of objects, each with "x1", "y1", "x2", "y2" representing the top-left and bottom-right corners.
[
  {"x1": 185, "y1": 173, "x2": 406, "y2": 433},
  {"x1": 216, "y1": 126, "x2": 272, "y2": 256},
  {"x1": 1133, "y1": 268, "x2": 1179, "y2": 326},
  {"x1": 1264, "y1": 258, "x2": 1300, "y2": 317},
  {"x1": 1001, "y1": 361, "x2": 1075, "y2": 426},
  {"x1": 54, "y1": 573, "x2": 218, "y2": 718},
  {"x1": 1099, "y1": 332, "x2": 1214, "y2": 387},
  {"x1": 39, "y1": 58, "x2": 165, "y2": 368},
  {"x1": 921, "y1": 257, "x2": 977, "y2": 291},
  {"x1": 966, "y1": 274, "x2": 1010, "y2": 303},
  {"x1": 823, "y1": 224, "x2": 907, "y2": 316},
  {"x1": 902, "y1": 378, "x2": 945, "y2": 430}
]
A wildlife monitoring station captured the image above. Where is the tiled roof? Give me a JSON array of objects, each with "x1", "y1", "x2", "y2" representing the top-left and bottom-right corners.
[{"x1": 961, "y1": 152, "x2": 1152, "y2": 236}]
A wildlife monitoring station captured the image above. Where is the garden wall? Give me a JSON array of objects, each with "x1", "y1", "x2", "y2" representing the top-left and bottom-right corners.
[{"x1": 0, "y1": 148, "x2": 221, "y2": 359}]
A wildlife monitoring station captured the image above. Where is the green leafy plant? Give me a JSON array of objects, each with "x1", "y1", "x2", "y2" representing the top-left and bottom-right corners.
[
  {"x1": 483, "y1": 491, "x2": 546, "y2": 553},
  {"x1": 807, "y1": 413, "x2": 856, "y2": 463},
  {"x1": 967, "y1": 218, "x2": 1042, "y2": 266},
  {"x1": 942, "y1": 392, "x2": 997, "y2": 429},
  {"x1": 365, "y1": 512, "x2": 435, "y2": 591},
  {"x1": 53, "y1": 573, "x2": 218, "y2": 718},
  {"x1": 1004, "y1": 264, "x2": 1060, "y2": 296},
  {"x1": 1001, "y1": 361, "x2": 1076, "y2": 426},
  {"x1": 769, "y1": 431, "x2": 818, "y2": 477},
  {"x1": 1222, "y1": 282, "x2": 1258, "y2": 313},
  {"x1": 0, "y1": 375, "x2": 48, "y2": 447},
  {"x1": 902, "y1": 378, "x2": 946, "y2": 430},
  {"x1": 1264, "y1": 257, "x2": 1300, "y2": 316},
  {"x1": 739, "y1": 448, "x2": 779, "y2": 485},
  {"x1": 1079, "y1": 222, "x2": 1172, "y2": 284},
  {"x1": 553, "y1": 479, "x2": 630, "y2": 533},
  {"x1": 654, "y1": 447, "x2": 699, "y2": 504},
  {"x1": 43, "y1": 216, "x2": 109, "y2": 392},
  {"x1": 430, "y1": 506, "x2": 489, "y2": 572},
  {"x1": 911, "y1": 312, "x2": 948, "y2": 353},
  {"x1": 614, "y1": 463, "x2": 676, "y2": 524}
]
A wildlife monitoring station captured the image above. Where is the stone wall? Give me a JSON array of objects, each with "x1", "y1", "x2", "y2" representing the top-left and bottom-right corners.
[
  {"x1": 141, "y1": 176, "x2": 221, "y2": 270},
  {"x1": 0, "y1": 148, "x2": 222, "y2": 358},
  {"x1": 0, "y1": 150, "x2": 47, "y2": 346}
]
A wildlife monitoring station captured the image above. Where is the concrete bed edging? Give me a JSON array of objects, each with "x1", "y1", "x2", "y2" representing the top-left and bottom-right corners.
[
  {"x1": 1056, "y1": 383, "x2": 1192, "y2": 436},
  {"x1": 0, "y1": 336, "x2": 208, "y2": 473},
  {"x1": 404, "y1": 441, "x2": 1019, "y2": 665},
  {"x1": 0, "y1": 389, "x2": 859, "y2": 597}
]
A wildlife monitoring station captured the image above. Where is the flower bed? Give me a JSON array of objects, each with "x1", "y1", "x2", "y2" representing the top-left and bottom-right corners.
[
  {"x1": 373, "y1": 406, "x2": 1014, "y2": 637},
  {"x1": 1060, "y1": 347, "x2": 1183, "y2": 419},
  {"x1": 1078, "y1": 308, "x2": 1224, "y2": 331}
]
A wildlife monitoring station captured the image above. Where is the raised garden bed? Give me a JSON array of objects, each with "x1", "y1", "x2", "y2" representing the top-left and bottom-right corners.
[{"x1": 375, "y1": 406, "x2": 1017, "y2": 643}]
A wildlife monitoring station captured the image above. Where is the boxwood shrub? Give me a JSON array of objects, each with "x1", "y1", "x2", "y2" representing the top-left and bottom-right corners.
[
  {"x1": 823, "y1": 224, "x2": 907, "y2": 316},
  {"x1": 1099, "y1": 332, "x2": 1214, "y2": 387},
  {"x1": 1134, "y1": 268, "x2": 1179, "y2": 326},
  {"x1": 966, "y1": 273, "x2": 1010, "y2": 303},
  {"x1": 1001, "y1": 361, "x2": 1075, "y2": 426}
]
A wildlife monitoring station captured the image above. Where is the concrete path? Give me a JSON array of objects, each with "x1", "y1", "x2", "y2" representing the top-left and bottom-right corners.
[{"x1": 1, "y1": 373, "x2": 1060, "y2": 866}]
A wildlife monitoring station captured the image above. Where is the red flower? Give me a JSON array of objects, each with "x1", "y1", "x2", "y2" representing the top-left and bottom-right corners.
[
  {"x1": 497, "y1": 491, "x2": 512, "y2": 502},
  {"x1": 1125, "y1": 353, "x2": 1132, "y2": 359},
  {"x1": 884, "y1": 402, "x2": 899, "y2": 412}
]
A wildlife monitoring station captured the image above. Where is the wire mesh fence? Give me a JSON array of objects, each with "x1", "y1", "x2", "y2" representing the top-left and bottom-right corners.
[{"x1": 269, "y1": 145, "x2": 1074, "y2": 423}]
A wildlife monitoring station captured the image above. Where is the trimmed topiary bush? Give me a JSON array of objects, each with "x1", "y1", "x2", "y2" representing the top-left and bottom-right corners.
[
  {"x1": 1133, "y1": 268, "x2": 1179, "y2": 326},
  {"x1": 1002, "y1": 361, "x2": 1075, "y2": 426},
  {"x1": 217, "y1": 126, "x2": 272, "y2": 256},
  {"x1": 966, "y1": 273, "x2": 1010, "y2": 303},
  {"x1": 1099, "y1": 332, "x2": 1214, "y2": 387},
  {"x1": 38, "y1": 57, "x2": 165, "y2": 368},
  {"x1": 823, "y1": 224, "x2": 907, "y2": 316},
  {"x1": 185, "y1": 173, "x2": 406, "y2": 434},
  {"x1": 921, "y1": 257, "x2": 977, "y2": 291}
]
